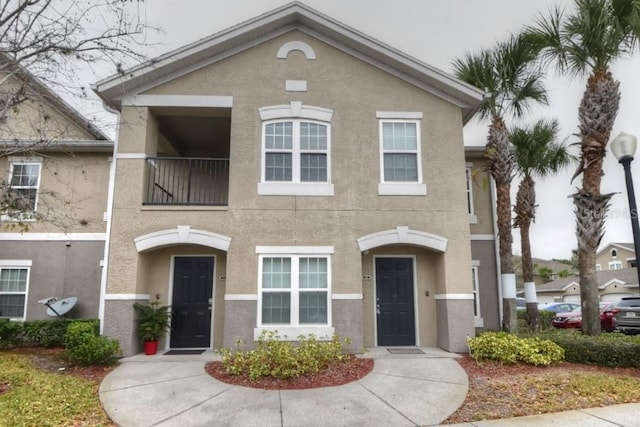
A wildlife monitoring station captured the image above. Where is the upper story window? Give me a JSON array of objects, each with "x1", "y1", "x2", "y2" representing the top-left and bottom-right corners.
[
  {"x1": 609, "y1": 261, "x2": 622, "y2": 270},
  {"x1": 258, "y1": 103, "x2": 334, "y2": 196},
  {"x1": 595, "y1": 264, "x2": 602, "y2": 271},
  {"x1": 376, "y1": 112, "x2": 426, "y2": 196},
  {"x1": 6, "y1": 157, "x2": 42, "y2": 220},
  {"x1": 611, "y1": 249, "x2": 618, "y2": 258}
]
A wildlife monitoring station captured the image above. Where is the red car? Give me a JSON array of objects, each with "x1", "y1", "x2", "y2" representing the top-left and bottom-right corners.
[{"x1": 552, "y1": 302, "x2": 617, "y2": 332}]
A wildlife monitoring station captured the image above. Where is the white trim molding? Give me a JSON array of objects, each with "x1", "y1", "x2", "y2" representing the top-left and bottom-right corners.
[
  {"x1": 357, "y1": 226, "x2": 447, "y2": 253},
  {"x1": 0, "y1": 233, "x2": 106, "y2": 241},
  {"x1": 254, "y1": 327, "x2": 335, "y2": 340},
  {"x1": 376, "y1": 111, "x2": 423, "y2": 119},
  {"x1": 259, "y1": 102, "x2": 333, "y2": 122},
  {"x1": 256, "y1": 246, "x2": 334, "y2": 254},
  {"x1": 470, "y1": 234, "x2": 495, "y2": 241},
  {"x1": 276, "y1": 41, "x2": 317, "y2": 59},
  {"x1": 331, "y1": 293, "x2": 363, "y2": 300},
  {"x1": 104, "y1": 293, "x2": 150, "y2": 300},
  {"x1": 378, "y1": 182, "x2": 427, "y2": 196},
  {"x1": 224, "y1": 294, "x2": 258, "y2": 301},
  {"x1": 285, "y1": 80, "x2": 308, "y2": 92},
  {"x1": 115, "y1": 153, "x2": 146, "y2": 159},
  {"x1": 258, "y1": 182, "x2": 334, "y2": 196},
  {"x1": 0, "y1": 260, "x2": 32, "y2": 267},
  {"x1": 434, "y1": 293, "x2": 475, "y2": 300},
  {"x1": 121, "y1": 94, "x2": 233, "y2": 108},
  {"x1": 134, "y1": 226, "x2": 231, "y2": 253}
]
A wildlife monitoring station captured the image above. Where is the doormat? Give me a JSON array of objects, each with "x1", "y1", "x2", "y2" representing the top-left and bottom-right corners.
[
  {"x1": 164, "y1": 349, "x2": 206, "y2": 355},
  {"x1": 387, "y1": 348, "x2": 424, "y2": 354}
]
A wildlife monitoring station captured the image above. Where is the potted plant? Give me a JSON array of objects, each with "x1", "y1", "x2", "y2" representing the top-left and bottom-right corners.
[{"x1": 133, "y1": 301, "x2": 171, "y2": 355}]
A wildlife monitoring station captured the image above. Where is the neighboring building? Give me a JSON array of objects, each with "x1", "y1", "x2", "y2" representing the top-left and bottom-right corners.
[
  {"x1": 514, "y1": 256, "x2": 576, "y2": 286},
  {"x1": 595, "y1": 242, "x2": 636, "y2": 271},
  {"x1": 93, "y1": 2, "x2": 491, "y2": 355},
  {"x1": 536, "y1": 268, "x2": 638, "y2": 303},
  {"x1": 0, "y1": 58, "x2": 112, "y2": 321}
]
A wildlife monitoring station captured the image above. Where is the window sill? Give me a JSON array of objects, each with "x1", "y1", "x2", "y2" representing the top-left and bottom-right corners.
[
  {"x1": 377, "y1": 183, "x2": 426, "y2": 196},
  {"x1": 254, "y1": 326, "x2": 335, "y2": 340},
  {"x1": 258, "y1": 182, "x2": 334, "y2": 196}
]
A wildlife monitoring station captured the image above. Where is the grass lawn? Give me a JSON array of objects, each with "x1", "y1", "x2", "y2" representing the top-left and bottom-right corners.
[{"x1": 0, "y1": 352, "x2": 113, "y2": 426}]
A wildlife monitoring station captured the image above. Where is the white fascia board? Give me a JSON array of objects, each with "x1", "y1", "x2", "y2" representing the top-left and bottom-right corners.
[{"x1": 122, "y1": 95, "x2": 233, "y2": 108}]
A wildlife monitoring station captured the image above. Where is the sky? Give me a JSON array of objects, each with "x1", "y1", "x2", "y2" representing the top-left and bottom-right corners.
[{"x1": 77, "y1": 0, "x2": 640, "y2": 261}]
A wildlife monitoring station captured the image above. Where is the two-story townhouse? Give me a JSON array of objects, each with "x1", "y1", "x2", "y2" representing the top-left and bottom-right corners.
[
  {"x1": 0, "y1": 58, "x2": 112, "y2": 321},
  {"x1": 596, "y1": 242, "x2": 636, "y2": 271},
  {"x1": 93, "y1": 2, "x2": 486, "y2": 355}
]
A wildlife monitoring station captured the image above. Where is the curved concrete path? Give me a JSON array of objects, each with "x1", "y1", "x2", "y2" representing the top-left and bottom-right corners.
[{"x1": 99, "y1": 347, "x2": 468, "y2": 426}]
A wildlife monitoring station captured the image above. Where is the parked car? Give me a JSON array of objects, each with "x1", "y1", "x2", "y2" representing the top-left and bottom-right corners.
[
  {"x1": 516, "y1": 297, "x2": 526, "y2": 310},
  {"x1": 552, "y1": 302, "x2": 617, "y2": 332},
  {"x1": 613, "y1": 297, "x2": 640, "y2": 335},
  {"x1": 538, "y1": 302, "x2": 579, "y2": 313}
]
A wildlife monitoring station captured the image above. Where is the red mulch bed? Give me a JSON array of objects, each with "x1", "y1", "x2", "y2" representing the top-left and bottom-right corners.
[{"x1": 205, "y1": 355, "x2": 374, "y2": 390}]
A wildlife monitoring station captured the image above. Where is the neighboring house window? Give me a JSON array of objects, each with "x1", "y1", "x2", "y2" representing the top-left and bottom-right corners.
[
  {"x1": 595, "y1": 264, "x2": 602, "y2": 271},
  {"x1": 629, "y1": 260, "x2": 637, "y2": 268},
  {"x1": 7, "y1": 157, "x2": 42, "y2": 219},
  {"x1": 376, "y1": 112, "x2": 426, "y2": 195},
  {"x1": 609, "y1": 261, "x2": 622, "y2": 270},
  {"x1": 550, "y1": 274, "x2": 559, "y2": 281},
  {"x1": 471, "y1": 265, "x2": 480, "y2": 317},
  {"x1": 256, "y1": 246, "x2": 334, "y2": 338},
  {"x1": 466, "y1": 164, "x2": 477, "y2": 224},
  {"x1": 611, "y1": 249, "x2": 617, "y2": 258},
  {"x1": 258, "y1": 103, "x2": 334, "y2": 196},
  {"x1": 0, "y1": 261, "x2": 31, "y2": 320}
]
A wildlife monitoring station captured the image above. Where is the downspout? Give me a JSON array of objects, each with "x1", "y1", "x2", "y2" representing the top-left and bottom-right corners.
[
  {"x1": 490, "y1": 176, "x2": 503, "y2": 324},
  {"x1": 98, "y1": 104, "x2": 120, "y2": 335}
]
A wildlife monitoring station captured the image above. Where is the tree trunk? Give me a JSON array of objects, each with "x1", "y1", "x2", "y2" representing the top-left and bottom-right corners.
[
  {"x1": 514, "y1": 176, "x2": 539, "y2": 330},
  {"x1": 573, "y1": 69, "x2": 619, "y2": 335},
  {"x1": 486, "y1": 116, "x2": 516, "y2": 332}
]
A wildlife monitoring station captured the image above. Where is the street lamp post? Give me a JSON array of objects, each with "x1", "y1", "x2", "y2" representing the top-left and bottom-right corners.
[{"x1": 611, "y1": 132, "x2": 640, "y2": 292}]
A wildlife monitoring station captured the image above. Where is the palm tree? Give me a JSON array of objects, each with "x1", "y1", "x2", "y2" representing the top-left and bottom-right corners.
[
  {"x1": 453, "y1": 34, "x2": 547, "y2": 332},
  {"x1": 511, "y1": 119, "x2": 572, "y2": 330},
  {"x1": 525, "y1": 0, "x2": 640, "y2": 335}
]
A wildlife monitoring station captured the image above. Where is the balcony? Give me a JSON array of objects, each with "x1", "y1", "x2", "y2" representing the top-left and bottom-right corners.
[{"x1": 143, "y1": 157, "x2": 229, "y2": 206}]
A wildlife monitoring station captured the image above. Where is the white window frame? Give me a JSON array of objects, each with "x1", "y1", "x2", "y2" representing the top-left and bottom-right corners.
[
  {"x1": 609, "y1": 261, "x2": 622, "y2": 270},
  {"x1": 255, "y1": 246, "x2": 334, "y2": 339},
  {"x1": 258, "y1": 103, "x2": 334, "y2": 196},
  {"x1": 376, "y1": 112, "x2": 426, "y2": 196},
  {"x1": 595, "y1": 264, "x2": 602, "y2": 271},
  {"x1": 471, "y1": 260, "x2": 483, "y2": 327},
  {"x1": 466, "y1": 163, "x2": 477, "y2": 223},
  {"x1": 0, "y1": 260, "x2": 32, "y2": 321},
  {"x1": 5, "y1": 157, "x2": 42, "y2": 221}
]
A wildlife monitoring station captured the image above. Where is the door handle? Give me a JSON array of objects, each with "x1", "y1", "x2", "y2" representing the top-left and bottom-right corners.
[{"x1": 376, "y1": 304, "x2": 381, "y2": 315}]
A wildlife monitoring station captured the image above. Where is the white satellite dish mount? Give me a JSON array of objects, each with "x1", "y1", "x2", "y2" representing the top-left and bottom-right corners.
[{"x1": 38, "y1": 296, "x2": 78, "y2": 317}]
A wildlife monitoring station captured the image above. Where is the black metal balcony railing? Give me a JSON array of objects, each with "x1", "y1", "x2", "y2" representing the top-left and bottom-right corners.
[{"x1": 144, "y1": 157, "x2": 229, "y2": 206}]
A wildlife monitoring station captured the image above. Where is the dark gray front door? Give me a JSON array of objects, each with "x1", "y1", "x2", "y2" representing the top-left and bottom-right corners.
[
  {"x1": 170, "y1": 257, "x2": 214, "y2": 348},
  {"x1": 376, "y1": 257, "x2": 416, "y2": 346}
]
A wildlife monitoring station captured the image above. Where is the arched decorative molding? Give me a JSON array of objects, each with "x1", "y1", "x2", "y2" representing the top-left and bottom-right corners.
[
  {"x1": 357, "y1": 226, "x2": 447, "y2": 253},
  {"x1": 276, "y1": 41, "x2": 316, "y2": 60},
  {"x1": 259, "y1": 102, "x2": 333, "y2": 122},
  {"x1": 134, "y1": 225, "x2": 231, "y2": 253},
  {"x1": 600, "y1": 278, "x2": 625, "y2": 290}
]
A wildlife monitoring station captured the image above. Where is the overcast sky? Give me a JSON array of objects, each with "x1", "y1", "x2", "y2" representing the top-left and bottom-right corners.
[{"x1": 83, "y1": 0, "x2": 640, "y2": 260}]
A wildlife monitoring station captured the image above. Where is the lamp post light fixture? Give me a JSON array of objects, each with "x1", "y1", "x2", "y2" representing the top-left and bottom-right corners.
[{"x1": 611, "y1": 131, "x2": 640, "y2": 292}]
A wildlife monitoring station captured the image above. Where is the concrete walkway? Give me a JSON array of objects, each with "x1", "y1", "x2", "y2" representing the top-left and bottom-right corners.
[{"x1": 99, "y1": 347, "x2": 468, "y2": 426}]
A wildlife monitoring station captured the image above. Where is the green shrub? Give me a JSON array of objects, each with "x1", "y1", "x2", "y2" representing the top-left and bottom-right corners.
[
  {"x1": 22, "y1": 319, "x2": 99, "y2": 347},
  {"x1": 64, "y1": 322, "x2": 120, "y2": 366},
  {"x1": 216, "y1": 330, "x2": 351, "y2": 381},
  {"x1": 539, "y1": 330, "x2": 640, "y2": 368},
  {"x1": 0, "y1": 319, "x2": 23, "y2": 347},
  {"x1": 517, "y1": 309, "x2": 556, "y2": 331},
  {"x1": 469, "y1": 331, "x2": 564, "y2": 366}
]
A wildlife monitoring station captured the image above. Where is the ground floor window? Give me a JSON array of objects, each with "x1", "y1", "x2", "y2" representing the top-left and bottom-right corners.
[
  {"x1": 471, "y1": 265, "x2": 480, "y2": 317},
  {"x1": 0, "y1": 262, "x2": 30, "y2": 320},
  {"x1": 257, "y1": 247, "x2": 332, "y2": 328}
]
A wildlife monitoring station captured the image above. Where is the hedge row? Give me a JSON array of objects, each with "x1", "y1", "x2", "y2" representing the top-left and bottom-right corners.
[
  {"x1": 0, "y1": 318, "x2": 99, "y2": 347},
  {"x1": 542, "y1": 330, "x2": 640, "y2": 368}
]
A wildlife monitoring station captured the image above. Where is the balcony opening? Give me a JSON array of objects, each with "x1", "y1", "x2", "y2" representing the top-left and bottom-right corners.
[{"x1": 144, "y1": 107, "x2": 231, "y2": 206}]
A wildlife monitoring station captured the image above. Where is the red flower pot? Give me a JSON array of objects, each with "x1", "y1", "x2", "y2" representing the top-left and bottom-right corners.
[{"x1": 144, "y1": 340, "x2": 158, "y2": 355}]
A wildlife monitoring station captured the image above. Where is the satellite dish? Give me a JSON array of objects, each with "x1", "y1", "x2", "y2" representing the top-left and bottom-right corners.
[{"x1": 46, "y1": 297, "x2": 78, "y2": 317}]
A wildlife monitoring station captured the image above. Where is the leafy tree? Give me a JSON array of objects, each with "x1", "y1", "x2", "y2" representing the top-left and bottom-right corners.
[
  {"x1": 453, "y1": 34, "x2": 547, "y2": 332},
  {"x1": 537, "y1": 266, "x2": 554, "y2": 282},
  {"x1": 0, "y1": 0, "x2": 153, "y2": 229},
  {"x1": 511, "y1": 118, "x2": 572, "y2": 330},
  {"x1": 525, "y1": 0, "x2": 640, "y2": 335}
]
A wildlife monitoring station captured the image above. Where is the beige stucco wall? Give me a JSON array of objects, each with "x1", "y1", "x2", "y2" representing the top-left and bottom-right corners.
[{"x1": 105, "y1": 31, "x2": 474, "y2": 349}]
